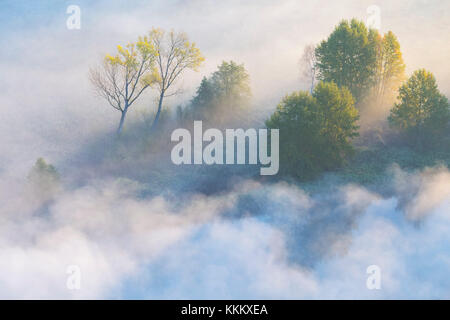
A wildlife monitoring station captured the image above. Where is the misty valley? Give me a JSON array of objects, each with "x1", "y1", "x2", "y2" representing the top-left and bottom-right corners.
[{"x1": 1, "y1": 0, "x2": 450, "y2": 301}]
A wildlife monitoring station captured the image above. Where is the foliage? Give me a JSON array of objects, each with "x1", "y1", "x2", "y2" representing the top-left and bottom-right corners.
[
  {"x1": 184, "y1": 61, "x2": 251, "y2": 124},
  {"x1": 27, "y1": 158, "x2": 61, "y2": 202},
  {"x1": 266, "y1": 82, "x2": 359, "y2": 180},
  {"x1": 210, "y1": 60, "x2": 251, "y2": 105},
  {"x1": 90, "y1": 35, "x2": 159, "y2": 134},
  {"x1": 323, "y1": 145, "x2": 450, "y2": 188},
  {"x1": 90, "y1": 28, "x2": 204, "y2": 134},
  {"x1": 148, "y1": 28, "x2": 205, "y2": 129},
  {"x1": 315, "y1": 19, "x2": 378, "y2": 102},
  {"x1": 373, "y1": 31, "x2": 406, "y2": 105},
  {"x1": 188, "y1": 76, "x2": 219, "y2": 120},
  {"x1": 388, "y1": 69, "x2": 450, "y2": 149}
]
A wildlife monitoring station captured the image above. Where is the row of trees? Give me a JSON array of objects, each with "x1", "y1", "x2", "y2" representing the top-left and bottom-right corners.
[
  {"x1": 90, "y1": 21, "x2": 449, "y2": 181},
  {"x1": 90, "y1": 29, "x2": 253, "y2": 134}
]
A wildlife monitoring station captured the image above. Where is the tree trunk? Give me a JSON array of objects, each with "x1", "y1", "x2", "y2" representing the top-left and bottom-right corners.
[
  {"x1": 117, "y1": 107, "x2": 128, "y2": 136},
  {"x1": 151, "y1": 91, "x2": 164, "y2": 131}
]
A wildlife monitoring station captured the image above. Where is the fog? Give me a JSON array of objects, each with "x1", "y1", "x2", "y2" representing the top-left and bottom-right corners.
[
  {"x1": 1, "y1": 165, "x2": 449, "y2": 298},
  {"x1": 0, "y1": 0, "x2": 449, "y2": 299}
]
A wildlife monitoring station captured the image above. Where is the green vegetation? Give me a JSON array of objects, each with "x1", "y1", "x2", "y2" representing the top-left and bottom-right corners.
[
  {"x1": 389, "y1": 69, "x2": 450, "y2": 150},
  {"x1": 28, "y1": 158, "x2": 59, "y2": 184},
  {"x1": 88, "y1": 19, "x2": 450, "y2": 187},
  {"x1": 266, "y1": 82, "x2": 359, "y2": 180},
  {"x1": 27, "y1": 158, "x2": 60, "y2": 201},
  {"x1": 315, "y1": 19, "x2": 405, "y2": 106},
  {"x1": 90, "y1": 28, "x2": 204, "y2": 135},
  {"x1": 372, "y1": 31, "x2": 406, "y2": 107},
  {"x1": 182, "y1": 60, "x2": 251, "y2": 124},
  {"x1": 337, "y1": 146, "x2": 450, "y2": 184},
  {"x1": 267, "y1": 19, "x2": 449, "y2": 183},
  {"x1": 315, "y1": 19, "x2": 378, "y2": 102}
]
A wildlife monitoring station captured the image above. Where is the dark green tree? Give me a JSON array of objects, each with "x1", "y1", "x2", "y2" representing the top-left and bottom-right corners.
[
  {"x1": 315, "y1": 19, "x2": 378, "y2": 102},
  {"x1": 189, "y1": 77, "x2": 218, "y2": 120},
  {"x1": 266, "y1": 82, "x2": 359, "y2": 179},
  {"x1": 388, "y1": 69, "x2": 450, "y2": 149}
]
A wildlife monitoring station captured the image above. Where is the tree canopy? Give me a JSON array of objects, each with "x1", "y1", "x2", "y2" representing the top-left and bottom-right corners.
[
  {"x1": 148, "y1": 28, "x2": 205, "y2": 129},
  {"x1": 89, "y1": 36, "x2": 159, "y2": 134},
  {"x1": 266, "y1": 82, "x2": 359, "y2": 179},
  {"x1": 27, "y1": 158, "x2": 61, "y2": 202},
  {"x1": 373, "y1": 31, "x2": 406, "y2": 106},
  {"x1": 184, "y1": 61, "x2": 251, "y2": 124},
  {"x1": 90, "y1": 28, "x2": 204, "y2": 135},
  {"x1": 388, "y1": 69, "x2": 450, "y2": 149},
  {"x1": 315, "y1": 19, "x2": 378, "y2": 102}
]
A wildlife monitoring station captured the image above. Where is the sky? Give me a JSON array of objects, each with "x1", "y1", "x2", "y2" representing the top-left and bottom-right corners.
[{"x1": 0, "y1": 0, "x2": 450, "y2": 299}]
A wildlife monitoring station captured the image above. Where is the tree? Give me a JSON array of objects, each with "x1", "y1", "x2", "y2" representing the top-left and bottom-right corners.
[
  {"x1": 299, "y1": 44, "x2": 317, "y2": 94},
  {"x1": 315, "y1": 19, "x2": 378, "y2": 102},
  {"x1": 266, "y1": 82, "x2": 359, "y2": 179},
  {"x1": 190, "y1": 76, "x2": 218, "y2": 119},
  {"x1": 388, "y1": 69, "x2": 450, "y2": 149},
  {"x1": 210, "y1": 61, "x2": 251, "y2": 106},
  {"x1": 373, "y1": 31, "x2": 406, "y2": 106},
  {"x1": 186, "y1": 61, "x2": 251, "y2": 123},
  {"x1": 148, "y1": 28, "x2": 204, "y2": 129},
  {"x1": 27, "y1": 158, "x2": 60, "y2": 202},
  {"x1": 90, "y1": 37, "x2": 159, "y2": 135}
]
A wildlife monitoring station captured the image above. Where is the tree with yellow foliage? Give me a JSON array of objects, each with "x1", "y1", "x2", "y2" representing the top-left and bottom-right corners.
[
  {"x1": 373, "y1": 31, "x2": 406, "y2": 107},
  {"x1": 90, "y1": 36, "x2": 159, "y2": 135},
  {"x1": 90, "y1": 28, "x2": 204, "y2": 135},
  {"x1": 148, "y1": 28, "x2": 204, "y2": 129}
]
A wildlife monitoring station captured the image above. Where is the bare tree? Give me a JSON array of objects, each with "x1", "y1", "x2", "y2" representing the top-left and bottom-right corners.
[
  {"x1": 299, "y1": 44, "x2": 317, "y2": 94},
  {"x1": 148, "y1": 28, "x2": 205, "y2": 129},
  {"x1": 89, "y1": 39, "x2": 158, "y2": 135}
]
